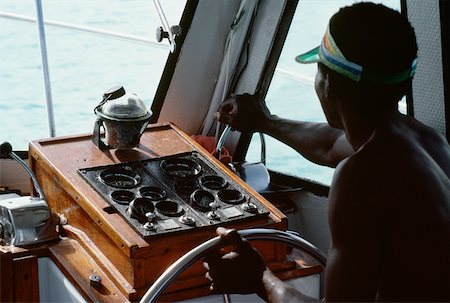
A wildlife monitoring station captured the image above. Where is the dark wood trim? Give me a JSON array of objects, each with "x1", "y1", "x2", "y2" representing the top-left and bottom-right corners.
[
  {"x1": 440, "y1": 0, "x2": 450, "y2": 142},
  {"x1": 13, "y1": 255, "x2": 40, "y2": 302},
  {"x1": 0, "y1": 251, "x2": 14, "y2": 302}
]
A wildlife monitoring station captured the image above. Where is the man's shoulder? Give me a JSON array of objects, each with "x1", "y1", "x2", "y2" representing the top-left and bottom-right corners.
[
  {"x1": 330, "y1": 153, "x2": 381, "y2": 207},
  {"x1": 333, "y1": 130, "x2": 423, "y2": 186},
  {"x1": 330, "y1": 139, "x2": 400, "y2": 206},
  {"x1": 333, "y1": 143, "x2": 388, "y2": 183},
  {"x1": 331, "y1": 122, "x2": 450, "y2": 207}
]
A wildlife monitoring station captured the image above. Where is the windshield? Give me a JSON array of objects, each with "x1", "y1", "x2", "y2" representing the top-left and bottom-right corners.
[
  {"x1": 246, "y1": 0, "x2": 401, "y2": 185},
  {"x1": 0, "y1": 0, "x2": 186, "y2": 150}
]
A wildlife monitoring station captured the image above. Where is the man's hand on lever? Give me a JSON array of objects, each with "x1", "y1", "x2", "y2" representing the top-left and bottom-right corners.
[
  {"x1": 215, "y1": 93, "x2": 353, "y2": 167},
  {"x1": 214, "y1": 93, "x2": 272, "y2": 134}
]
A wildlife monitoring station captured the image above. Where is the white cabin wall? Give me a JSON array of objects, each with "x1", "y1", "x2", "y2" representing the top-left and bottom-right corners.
[
  {"x1": 0, "y1": 159, "x2": 31, "y2": 194},
  {"x1": 286, "y1": 191, "x2": 330, "y2": 254},
  {"x1": 406, "y1": 0, "x2": 447, "y2": 136},
  {"x1": 158, "y1": 0, "x2": 241, "y2": 134},
  {"x1": 158, "y1": 0, "x2": 289, "y2": 146},
  {"x1": 38, "y1": 257, "x2": 87, "y2": 303}
]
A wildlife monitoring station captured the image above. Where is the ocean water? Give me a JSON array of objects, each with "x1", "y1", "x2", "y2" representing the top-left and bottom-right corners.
[
  {"x1": 1, "y1": 0, "x2": 184, "y2": 147},
  {"x1": 0, "y1": 0, "x2": 399, "y2": 185}
]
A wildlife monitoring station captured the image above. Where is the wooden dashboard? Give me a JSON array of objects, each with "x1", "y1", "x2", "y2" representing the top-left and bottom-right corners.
[{"x1": 27, "y1": 123, "x2": 288, "y2": 301}]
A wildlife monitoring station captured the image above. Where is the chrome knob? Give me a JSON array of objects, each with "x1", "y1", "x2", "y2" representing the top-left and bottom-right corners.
[
  {"x1": 206, "y1": 201, "x2": 220, "y2": 220},
  {"x1": 144, "y1": 212, "x2": 156, "y2": 230},
  {"x1": 179, "y1": 209, "x2": 196, "y2": 226},
  {"x1": 242, "y1": 201, "x2": 258, "y2": 213}
]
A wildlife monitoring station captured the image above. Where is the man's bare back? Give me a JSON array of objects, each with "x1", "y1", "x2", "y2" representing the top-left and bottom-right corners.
[{"x1": 329, "y1": 113, "x2": 450, "y2": 301}]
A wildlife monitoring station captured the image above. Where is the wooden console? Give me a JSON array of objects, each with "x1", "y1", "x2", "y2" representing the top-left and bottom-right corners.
[{"x1": 29, "y1": 123, "x2": 288, "y2": 301}]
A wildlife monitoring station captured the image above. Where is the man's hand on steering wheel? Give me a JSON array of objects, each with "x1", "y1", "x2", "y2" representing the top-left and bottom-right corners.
[{"x1": 203, "y1": 227, "x2": 268, "y2": 298}]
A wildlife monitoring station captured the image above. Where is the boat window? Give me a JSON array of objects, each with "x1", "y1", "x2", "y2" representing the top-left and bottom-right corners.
[
  {"x1": 245, "y1": 0, "x2": 401, "y2": 186},
  {"x1": 1, "y1": 1, "x2": 186, "y2": 150}
]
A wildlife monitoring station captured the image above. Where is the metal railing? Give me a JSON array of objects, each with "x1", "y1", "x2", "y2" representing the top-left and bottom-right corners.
[{"x1": 0, "y1": 11, "x2": 170, "y2": 48}]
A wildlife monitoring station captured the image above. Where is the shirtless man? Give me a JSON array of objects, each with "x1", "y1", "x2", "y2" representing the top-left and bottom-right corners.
[{"x1": 204, "y1": 2, "x2": 450, "y2": 302}]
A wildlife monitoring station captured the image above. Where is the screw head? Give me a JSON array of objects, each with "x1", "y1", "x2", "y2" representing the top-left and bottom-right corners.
[{"x1": 89, "y1": 274, "x2": 102, "y2": 287}]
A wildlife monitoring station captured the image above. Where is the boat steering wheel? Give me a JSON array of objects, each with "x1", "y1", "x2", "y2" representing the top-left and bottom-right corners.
[{"x1": 140, "y1": 228, "x2": 327, "y2": 303}]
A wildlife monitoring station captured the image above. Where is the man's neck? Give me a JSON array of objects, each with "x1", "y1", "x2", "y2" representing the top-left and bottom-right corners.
[{"x1": 341, "y1": 102, "x2": 400, "y2": 151}]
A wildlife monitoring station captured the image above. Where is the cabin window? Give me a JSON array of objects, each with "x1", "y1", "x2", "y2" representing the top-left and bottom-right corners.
[
  {"x1": 1, "y1": 1, "x2": 186, "y2": 150},
  {"x1": 245, "y1": 0, "x2": 401, "y2": 186}
]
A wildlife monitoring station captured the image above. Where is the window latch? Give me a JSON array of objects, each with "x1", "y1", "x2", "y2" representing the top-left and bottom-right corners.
[{"x1": 153, "y1": 0, "x2": 181, "y2": 53}]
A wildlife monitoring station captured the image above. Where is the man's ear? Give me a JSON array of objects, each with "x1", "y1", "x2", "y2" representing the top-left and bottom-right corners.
[
  {"x1": 327, "y1": 72, "x2": 348, "y2": 101},
  {"x1": 324, "y1": 72, "x2": 334, "y2": 101}
]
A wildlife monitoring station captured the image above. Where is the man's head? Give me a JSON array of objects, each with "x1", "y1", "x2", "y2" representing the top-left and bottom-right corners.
[{"x1": 297, "y1": 2, "x2": 418, "y2": 104}]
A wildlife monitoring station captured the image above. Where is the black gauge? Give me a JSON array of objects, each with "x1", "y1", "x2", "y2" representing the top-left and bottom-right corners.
[
  {"x1": 174, "y1": 180, "x2": 197, "y2": 196},
  {"x1": 111, "y1": 190, "x2": 135, "y2": 204},
  {"x1": 155, "y1": 199, "x2": 183, "y2": 217},
  {"x1": 217, "y1": 189, "x2": 245, "y2": 204},
  {"x1": 199, "y1": 175, "x2": 227, "y2": 190},
  {"x1": 99, "y1": 167, "x2": 141, "y2": 188},
  {"x1": 128, "y1": 197, "x2": 155, "y2": 222},
  {"x1": 139, "y1": 186, "x2": 166, "y2": 201},
  {"x1": 160, "y1": 158, "x2": 201, "y2": 178},
  {"x1": 190, "y1": 189, "x2": 215, "y2": 210}
]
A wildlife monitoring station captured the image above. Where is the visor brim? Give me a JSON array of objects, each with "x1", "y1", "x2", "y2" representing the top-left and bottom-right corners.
[{"x1": 295, "y1": 46, "x2": 320, "y2": 64}]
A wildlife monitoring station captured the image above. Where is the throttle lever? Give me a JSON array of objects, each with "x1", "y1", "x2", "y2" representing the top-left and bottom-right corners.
[{"x1": 0, "y1": 141, "x2": 45, "y2": 200}]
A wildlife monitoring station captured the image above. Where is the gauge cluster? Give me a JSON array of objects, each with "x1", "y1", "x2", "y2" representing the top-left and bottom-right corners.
[{"x1": 78, "y1": 151, "x2": 269, "y2": 238}]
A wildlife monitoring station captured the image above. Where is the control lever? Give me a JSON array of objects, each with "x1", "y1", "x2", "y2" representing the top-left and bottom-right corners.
[
  {"x1": 214, "y1": 125, "x2": 270, "y2": 192},
  {"x1": 0, "y1": 141, "x2": 45, "y2": 200},
  {"x1": 0, "y1": 141, "x2": 60, "y2": 246},
  {"x1": 215, "y1": 125, "x2": 231, "y2": 161}
]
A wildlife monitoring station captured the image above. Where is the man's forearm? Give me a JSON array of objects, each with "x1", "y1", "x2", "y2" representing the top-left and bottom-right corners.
[
  {"x1": 261, "y1": 269, "x2": 321, "y2": 303},
  {"x1": 261, "y1": 115, "x2": 352, "y2": 167}
]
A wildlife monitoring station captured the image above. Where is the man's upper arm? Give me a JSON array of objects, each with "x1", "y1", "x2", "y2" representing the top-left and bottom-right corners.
[
  {"x1": 324, "y1": 158, "x2": 380, "y2": 301},
  {"x1": 328, "y1": 133, "x2": 354, "y2": 165}
]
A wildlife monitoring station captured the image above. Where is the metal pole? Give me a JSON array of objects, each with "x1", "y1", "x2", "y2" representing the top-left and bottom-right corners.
[{"x1": 34, "y1": 0, "x2": 56, "y2": 137}]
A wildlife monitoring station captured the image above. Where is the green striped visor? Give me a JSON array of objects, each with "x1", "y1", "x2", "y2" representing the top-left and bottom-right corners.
[{"x1": 295, "y1": 26, "x2": 417, "y2": 84}]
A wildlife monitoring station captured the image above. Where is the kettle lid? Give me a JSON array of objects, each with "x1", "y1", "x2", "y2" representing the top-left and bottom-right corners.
[
  {"x1": 96, "y1": 86, "x2": 151, "y2": 121},
  {"x1": 104, "y1": 85, "x2": 126, "y2": 100}
]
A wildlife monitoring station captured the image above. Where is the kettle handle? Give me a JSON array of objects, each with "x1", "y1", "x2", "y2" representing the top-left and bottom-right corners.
[
  {"x1": 92, "y1": 118, "x2": 108, "y2": 150},
  {"x1": 139, "y1": 120, "x2": 150, "y2": 136}
]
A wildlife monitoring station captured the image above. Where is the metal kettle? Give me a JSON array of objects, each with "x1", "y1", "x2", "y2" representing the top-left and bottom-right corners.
[{"x1": 93, "y1": 86, "x2": 152, "y2": 150}]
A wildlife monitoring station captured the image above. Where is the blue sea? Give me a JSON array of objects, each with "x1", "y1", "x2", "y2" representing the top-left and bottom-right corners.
[{"x1": 0, "y1": 0, "x2": 399, "y2": 185}]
